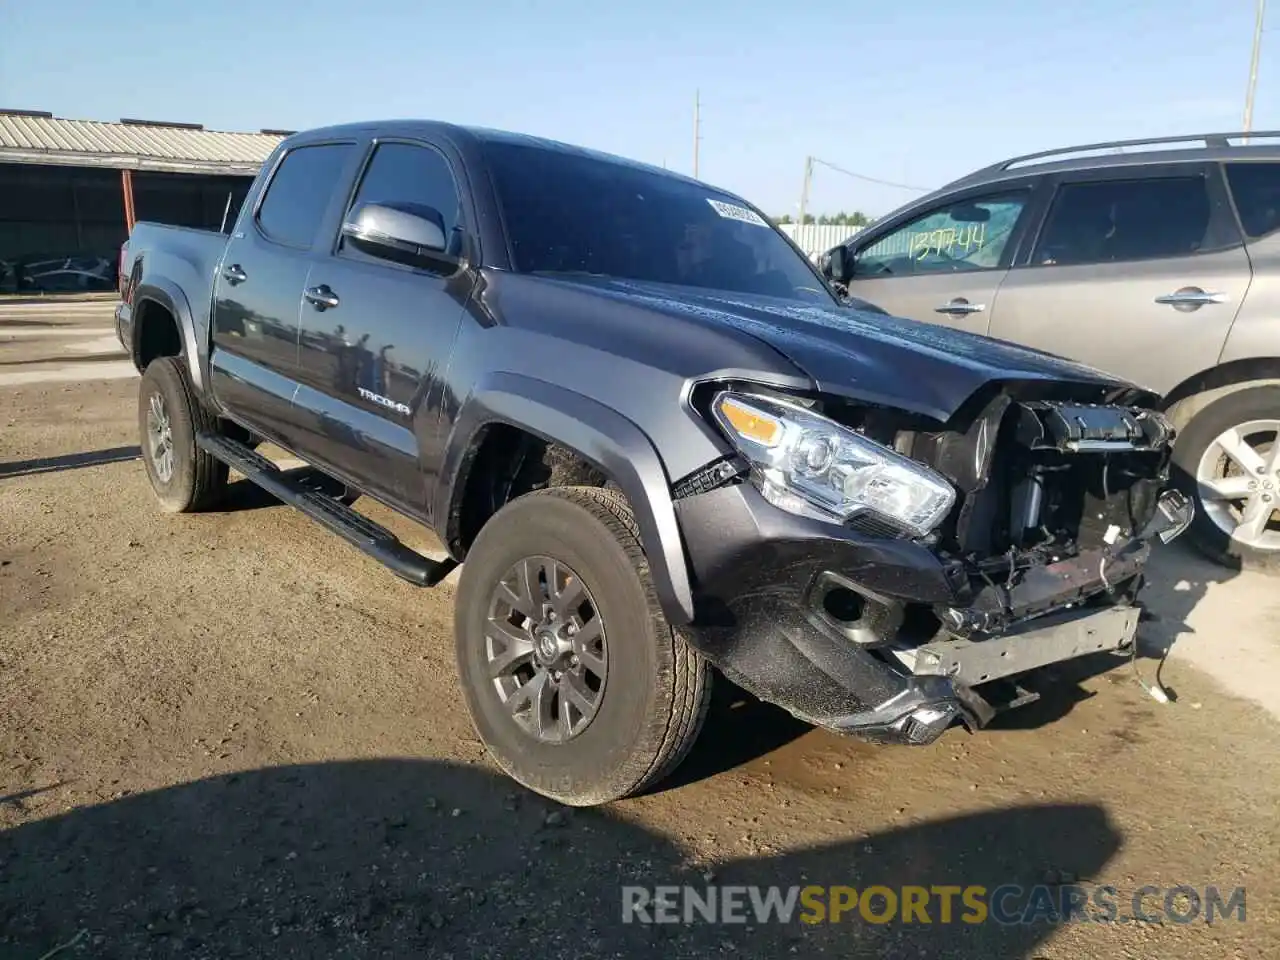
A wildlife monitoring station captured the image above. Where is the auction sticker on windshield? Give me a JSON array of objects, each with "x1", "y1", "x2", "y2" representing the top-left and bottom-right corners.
[{"x1": 707, "y1": 198, "x2": 769, "y2": 227}]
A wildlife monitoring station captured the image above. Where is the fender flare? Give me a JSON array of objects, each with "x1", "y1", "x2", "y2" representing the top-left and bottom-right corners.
[
  {"x1": 131, "y1": 279, "x2": 207, "y2": 394},
  {"x1": 437, "y1": 372, "x2": 696, "y2": 625}
]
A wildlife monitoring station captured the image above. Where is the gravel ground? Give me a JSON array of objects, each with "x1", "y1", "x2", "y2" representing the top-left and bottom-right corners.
[{"x1": 2, "y1": 308, "x2": 1279, "y2": 958}]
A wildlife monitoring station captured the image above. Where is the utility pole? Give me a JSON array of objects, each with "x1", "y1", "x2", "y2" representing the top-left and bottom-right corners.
[
  {"x1": 693, "y1": 89, "x2": 701, "y2": 179},
  {"x1": 1245, "y1": 0, "x2": 1267, "y2": 135},
  {"x1": 797, "y1": 155, "x2": 814, "y2": 230}
]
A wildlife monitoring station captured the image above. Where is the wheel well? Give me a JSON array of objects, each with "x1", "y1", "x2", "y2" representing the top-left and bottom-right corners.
[
  {"x1": 134, "y1": 298, "x2": 182, "y2": 370},
  {"x1": 1160, "y1": 357, "x2": 1280, "y2": 431},
  {"x1": 453, "y1": 424, "x2": 613, "y2": 554}
]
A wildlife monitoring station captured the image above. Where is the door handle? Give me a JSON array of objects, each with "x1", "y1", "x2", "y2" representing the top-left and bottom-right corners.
[
  {"x1": 222, "y1": 263, "x2": 247, "y2": 285},
  {"x1": 303, "y1": 285, "x2": 340, "y2": 311},
  {"x1": 1154, "y1": 288, "x2": 1229, "y2": 308},
  {"x1": 935, "y1": 298, "x2": 986, "y2": 316}
]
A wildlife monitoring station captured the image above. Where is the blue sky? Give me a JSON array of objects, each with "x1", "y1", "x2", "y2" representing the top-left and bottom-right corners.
[{"x1": 0, "y1": 0, "x2": 1270, "y2": 216}]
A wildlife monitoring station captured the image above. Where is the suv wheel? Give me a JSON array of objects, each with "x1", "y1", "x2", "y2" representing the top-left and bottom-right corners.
[
  {"x1": 454, "y1": 486, "x2": 711, "y2": 806},
  {"x1": 1173, "y1": 386, "x2": 1280, "y2": 568},
  {"x1": 138, "y1": 357, "x2": 228, "y2": 513}
]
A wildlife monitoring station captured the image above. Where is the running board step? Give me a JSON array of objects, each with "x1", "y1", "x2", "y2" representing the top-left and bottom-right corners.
[{"x1": 196, "y1": 433, "x2": 457, "y2": 587}]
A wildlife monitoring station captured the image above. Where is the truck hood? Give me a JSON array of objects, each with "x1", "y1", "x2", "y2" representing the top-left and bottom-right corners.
[{"x1": 543, "y1": 276, "x2": 1151, "y2": 423}]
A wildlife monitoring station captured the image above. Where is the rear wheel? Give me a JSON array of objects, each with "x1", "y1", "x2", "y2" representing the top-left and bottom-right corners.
[
  {"x1": 1173, "y1": 386, "x2": 1280, "y2": 568},
  {"x1": 454, "y1": 486, "x2": 711, "y2": 806},
  {"x1": 137, "y1": 357, "x2": 227, "y2": 513}
]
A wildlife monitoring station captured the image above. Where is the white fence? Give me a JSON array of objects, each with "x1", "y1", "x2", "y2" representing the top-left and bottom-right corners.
[{"x1": 777, "y1": 223, "x2": 865, "y2": 259}]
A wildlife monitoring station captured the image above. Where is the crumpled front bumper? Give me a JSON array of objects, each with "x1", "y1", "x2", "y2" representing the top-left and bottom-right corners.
[{"x1": 676, "y1": 481, "x2": 1193, "y2": 745}]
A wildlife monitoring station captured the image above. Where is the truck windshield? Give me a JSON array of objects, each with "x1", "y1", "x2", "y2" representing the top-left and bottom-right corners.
[{"x1": 483, "y1": 141, "x2": 834, "y2": 304}]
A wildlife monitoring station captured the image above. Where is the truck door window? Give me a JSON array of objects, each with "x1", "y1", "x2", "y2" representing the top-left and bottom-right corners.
[
  {"x1": 255, "y1": 143, "x2": 354, "y2": 248},
  {"x1": 1225, "y1": 161, "x2": 1280, "y2": 239},
  {"x1": 342, "y1": 143, "x2": 462, "y2": 258},
  {"x1": 1032, "y1": 176, "x2": 1210, "y2": 266},
  {"x1": 854, "y1": 194, "x2": 1027, "y2": 278}
]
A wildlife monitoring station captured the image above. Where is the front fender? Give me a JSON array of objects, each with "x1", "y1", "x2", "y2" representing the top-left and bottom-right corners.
[
  {"x1": 132, "y1": 278, "x2": 208, "y2": 396},
  {"x1": 437, "y1": 372, "x2": 696, "y2": 625}
]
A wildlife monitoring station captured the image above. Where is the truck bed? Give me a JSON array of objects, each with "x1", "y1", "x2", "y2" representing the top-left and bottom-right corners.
[{"x1": 119, "y1": 222, "x2": 228, "y2": 358}]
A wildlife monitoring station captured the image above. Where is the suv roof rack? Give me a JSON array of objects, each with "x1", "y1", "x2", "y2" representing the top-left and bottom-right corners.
[{"x1": 952, "y1": 131, "x2": 1280, "y2": 187}]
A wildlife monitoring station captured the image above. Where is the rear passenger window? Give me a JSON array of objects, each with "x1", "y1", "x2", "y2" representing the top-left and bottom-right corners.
[
  {"x1": 1225, "y1": 162, "x2": 1280, "y2": 238},
  {"x1": 256, "y1": 143, "x2": 354, "y2": 247},
  {"x1": 342, "y1": 142, "x2": 463, "y2": 258},
  {"x1": 1033, "y1": 177, "x2": 1210, "y2": 266}
]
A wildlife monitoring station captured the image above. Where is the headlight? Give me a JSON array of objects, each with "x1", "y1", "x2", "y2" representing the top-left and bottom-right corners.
[{"x1": 710, "y1": 391, "x2": 956, "y2": 537}]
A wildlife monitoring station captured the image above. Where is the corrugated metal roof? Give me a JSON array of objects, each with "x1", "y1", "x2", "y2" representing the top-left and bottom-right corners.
[{"x1": 0, "y1": 112, "x2": 284, "y2": 175}]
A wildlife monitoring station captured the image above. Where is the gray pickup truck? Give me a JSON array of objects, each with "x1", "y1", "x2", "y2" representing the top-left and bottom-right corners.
[{"x1": 117, "y1": 120, "x2": 1191, "y2": 805}]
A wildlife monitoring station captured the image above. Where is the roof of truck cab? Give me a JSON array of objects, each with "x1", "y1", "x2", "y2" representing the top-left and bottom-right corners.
[
  {"x1": 289, "y1": 119, "x2": 705, "y2": 188},
  {"x1": 461, "y1": 125, "x2": 704, "y2": 185}
]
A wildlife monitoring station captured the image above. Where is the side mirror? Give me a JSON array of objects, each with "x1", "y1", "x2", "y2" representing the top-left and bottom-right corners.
[
  {"x1": 341, "y1": 201, "x2": 453, "y2": 267},
  {"x1": 821, "y1": 245, "x2": 850, "y2": 283}
]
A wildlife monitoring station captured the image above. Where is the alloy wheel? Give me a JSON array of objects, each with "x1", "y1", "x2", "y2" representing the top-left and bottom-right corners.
[
  {"x1": 484, "y1": 555, "x2": 608, "y2": 743},
  {"x1": 1196, "y1": 418, "x2": 1280, "y2": 552},
  {"x1": 146, "y1": 391, "x2": 175, "y2": 484}
]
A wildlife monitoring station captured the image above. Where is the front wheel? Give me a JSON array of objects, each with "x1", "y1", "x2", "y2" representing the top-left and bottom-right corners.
[
  {"x1": 454, "y1": 487, "x2": 711, "y2": 806},
  {"x1": 1173, "y1": 386, "x2": 1280, "y2": 568}
]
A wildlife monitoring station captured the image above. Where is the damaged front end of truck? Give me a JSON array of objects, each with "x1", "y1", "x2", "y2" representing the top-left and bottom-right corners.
[{"x1": 674, "y1": 379, "x2": 1193, "y2": 745}]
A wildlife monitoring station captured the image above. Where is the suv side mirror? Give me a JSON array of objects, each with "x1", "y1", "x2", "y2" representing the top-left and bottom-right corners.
[
  {"x1": 341, "y1": 201, "x2": 453, "y2": 267},
  {"x1": 821, "y1": 244, "x2": 850, "y2": 283}
]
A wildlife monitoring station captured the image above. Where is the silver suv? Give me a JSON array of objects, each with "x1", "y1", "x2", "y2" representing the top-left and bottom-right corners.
[{"x1": 823, "y1": 131, "x2": 1280, "y2": 569}]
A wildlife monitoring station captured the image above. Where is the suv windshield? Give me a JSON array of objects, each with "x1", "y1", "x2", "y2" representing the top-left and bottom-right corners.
[{"x1": 483, "y1": 141, "x2": 834, "y2": 304}]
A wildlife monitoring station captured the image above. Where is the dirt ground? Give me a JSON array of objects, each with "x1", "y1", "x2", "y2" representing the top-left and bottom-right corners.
[{"x1": 2, "y1": 304, "x2": 1279, "y2": 959}]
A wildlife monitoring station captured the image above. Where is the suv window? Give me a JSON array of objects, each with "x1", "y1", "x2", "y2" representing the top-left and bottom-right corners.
[
  {"x1": 1225, "y1": 161, "x2": 1280, "y2": 238},
  {"x1": 1033, "y1": 176, "x2": 1210, "y2": 266},
  {"x1": 342, "y1": 142, "x2": 463, "y2": 257},
  {"x1": 853, "y1": 194, "x2": 1028, "y2": 277},
  {"x1": 256, "y1": 143, "x2": 353, "y2": 248}
]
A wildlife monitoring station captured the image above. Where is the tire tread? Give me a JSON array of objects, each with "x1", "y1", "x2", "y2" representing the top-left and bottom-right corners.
[
  {"x1": 536, "y1": 486, "x2": 711, "y2": 797},
  {"x1": 1172, "y1": 385, "x2": 1280, "y2": 571},
  {"x1": 141, "y1": 357, "x2": 227, "y2": 512}
]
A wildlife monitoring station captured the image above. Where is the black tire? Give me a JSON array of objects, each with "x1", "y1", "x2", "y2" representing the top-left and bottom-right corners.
[
  {"x1": 1172, "y1": 385, "x2": 1280, "y2": 569},
  {"x1": 454, "y1": 486, "x2": 711, "y2": 806},
  {"x1": 137, "y1": 357, "x2": 228, "y2": 513}
]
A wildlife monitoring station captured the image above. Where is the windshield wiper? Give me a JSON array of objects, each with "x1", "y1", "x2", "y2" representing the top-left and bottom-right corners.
[{"x1": 531, "y1": 269, "x2": 615, "y2": 280}]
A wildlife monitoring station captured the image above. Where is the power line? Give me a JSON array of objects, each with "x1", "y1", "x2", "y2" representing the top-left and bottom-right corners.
[{"x1": 809, "y1": 157, "x2": 934, "y2": 193}]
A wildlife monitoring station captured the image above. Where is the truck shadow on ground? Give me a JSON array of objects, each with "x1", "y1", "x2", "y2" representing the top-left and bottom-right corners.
[
  {"x1": 660, "y1": 679, "x2": 813, "y2": 790},
  {"x1": 974, "y1": 543, "x2": 1238, "y2": 731},
  {"x1": 1136, "y1": 543, "x2": 1246, "y2": 666},
  {"x1": 0, "y1": 759, "x2": 1122, "y2": 960},
  {"x1": 0, "y1": 445, "x2": 140, "y2": 480}
]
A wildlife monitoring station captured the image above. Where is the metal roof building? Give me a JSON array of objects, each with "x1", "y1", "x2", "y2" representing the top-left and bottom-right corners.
[
  {"x1": 0, "y1": 110, "x2": 286, "y2": 175},
  {"x1": 0, "y1": 110, "x2": 287, "y2": 294}
]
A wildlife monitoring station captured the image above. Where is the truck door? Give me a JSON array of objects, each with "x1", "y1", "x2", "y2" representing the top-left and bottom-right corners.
[
  {"x1": 289, "y1": 139, "x2": 473, "y2": 519},
  {"x1": 209, "y1": 141, "x2": 359, "y2": 448}
]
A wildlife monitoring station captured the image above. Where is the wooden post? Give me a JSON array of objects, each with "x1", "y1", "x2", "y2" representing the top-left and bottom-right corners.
[{"x1": 121, "y1": 168, "x2": 136, "y2": 232}]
